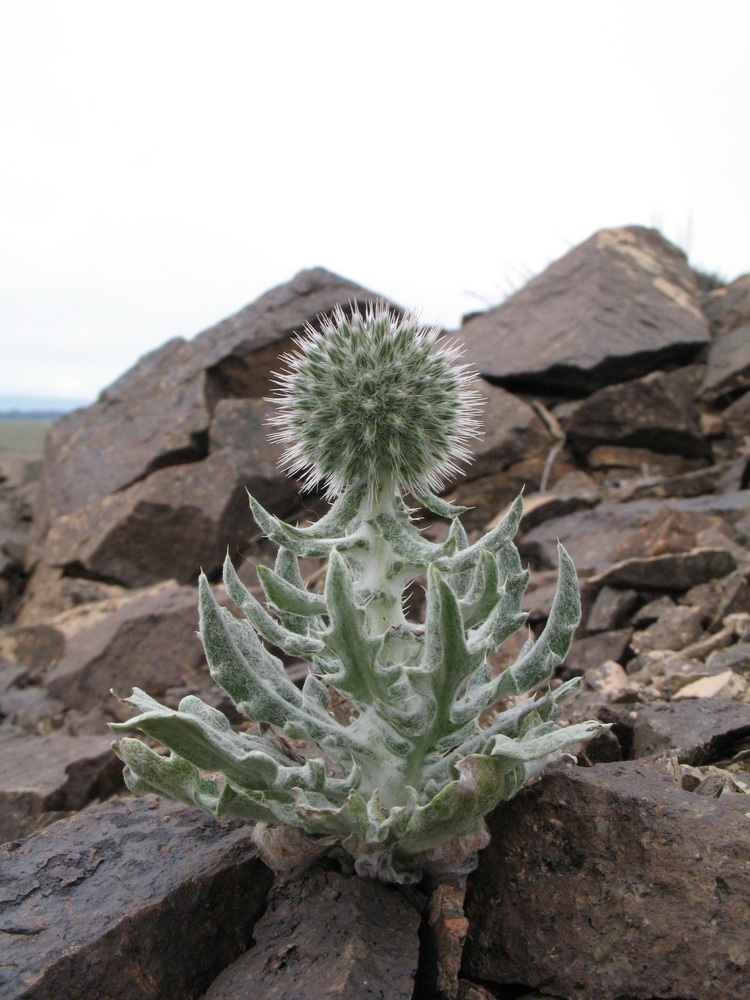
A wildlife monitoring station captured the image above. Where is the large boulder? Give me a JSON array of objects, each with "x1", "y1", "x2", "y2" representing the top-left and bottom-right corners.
[
  {"x1": 0, "y1": 726, "x2": 120, "y2": 841},
  {"x1": 31, "y1": 268, "x2": 382, "y2": 540},
  {"x1": 463, "y1": 760, "x2": 750, "y2": 1000},
  {"x1": 201, "y1": 866, "x2": 420, "y2": 1000},
  {"x1": 564, "y1": 366, "x2": 710, "y2": 458},
  {"x1": 0, "y1": 796, "x2": 273, "y2": 1000},
  {"x1": 23, "y1": 269, "x2": 388, "y2": 619},
  {"x1": 36, "y1": 447, "x2": 281, "y2": 589},
  {"x1": 460, "y1": 226, "x2": 709, "y2": 395},
  {"x1": 518, "y1": 491, "x2": 750, "y2": 575}
]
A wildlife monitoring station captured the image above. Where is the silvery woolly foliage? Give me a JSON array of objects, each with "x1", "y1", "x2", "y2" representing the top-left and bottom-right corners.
[{"x1": 111, "y1": 302, "x2": 607, "y2": 885}]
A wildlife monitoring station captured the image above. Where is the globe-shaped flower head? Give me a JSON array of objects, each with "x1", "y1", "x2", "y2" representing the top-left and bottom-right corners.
[{"x1": 269, "y1": 302, "x2": 482, "y2": 500}]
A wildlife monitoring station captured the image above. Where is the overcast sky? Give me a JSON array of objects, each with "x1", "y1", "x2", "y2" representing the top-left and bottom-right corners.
[{"x1": 2, "y1": 1, "x2": 748, "y2": 403}]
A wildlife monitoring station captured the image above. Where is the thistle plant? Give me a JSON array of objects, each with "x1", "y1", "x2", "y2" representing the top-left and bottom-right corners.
[{"x1": 111, "y1": 302, "x2": 606, "y2": 885}]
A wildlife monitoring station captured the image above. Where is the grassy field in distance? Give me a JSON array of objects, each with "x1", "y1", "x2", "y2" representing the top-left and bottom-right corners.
[{"x1": 0, "y1": 418, "x2": 53, "y2": 455}]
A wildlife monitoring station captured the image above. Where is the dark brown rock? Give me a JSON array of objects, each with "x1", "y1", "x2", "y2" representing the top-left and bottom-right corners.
[
  {"x1": 566, "y1": 628, "x2": 633, "y2": 674},
  {"x1": 0, "y1": 657, "x2": 27, "y2": 693},
  {"x1": 37, "y1": 447, "x2": 288, "y2": 588},
  {"x1": 456, "y1": 982, "x2": 498, "y2": 1000},
  {"x1": 585, "y1": 585, "x2": 639, "y2": 632},
  {"x1": 585, "y1": 443, "x2": 703, "y2": 476},
  {"x1": 43, "y1": 581, "x2": 207, "y2": 713},
  {"x1": 208, "y1": 397, "x2": 277, "y2": 461},
  {"x1": 701, "y1": 321, "x2": 750, "y2": 402},
  {"x1": 703, "y1": 273, "x2": 750, "y2": 335},
  {"x1": 0, "y1": 623, "x2": 65, "y2": 680},
  {"x1": 200, "y1": 866, "x2": 420, "y2": 1000},
  {"x1": 631, "y1": 594, "x2": 677, "y2": 626},
  {"x1": 589, "y1": 546, "x2": 737, "y2": 591},
  {"x1": 631, "y1": 699, "x2": 750, "y2": 763},
  {"x1": 518, "y1": 492, "x2": 750, "y2": 575},
  {"x1": 0, "y1": 455, "x2": 39, "y2": 622},
  {"x1": 0, "y1": 685, "x2": 66, "y2": 734},
  {"x1": 623, "y1": 460, "x2": 745, "y2": 500},
  {"x1": 460, "y1": 226, "x2": 709, "y2": 395},
  {"x1": 463, "y1": 760, "x2": 750, "y2": 1000},
  {"x1": 0, "y1": 727, "x2": 120, "y2": 842},
  {"x1": 31, "y1": 269, "x2": 383, "y2": 545},
  {"x1": 629, "y1": 603, "x2": 704, "y2": 654},
  {"x1": 12, "y1": 564, "x2": 126, "y2": 627},
  {"x1": 707, "y1": 641, "x2": 750, "y2": 675},
  {"x1": 565, "y1": 366, "x2": 709, "y2": 458},
  {"x1": 467, "y1": 380, "x2": 554, "y2": 479},
  {"x1": 0, "y1": 796, "x2": 273, "y2": 1000},
  {"x1": 515, "y1": 489, "x2": 600, "y2": 532},
  {"x1": 723, "y1": 389, "x2": 750, "y2": 449}
]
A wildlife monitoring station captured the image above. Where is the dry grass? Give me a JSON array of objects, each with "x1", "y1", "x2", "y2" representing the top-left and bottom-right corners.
[{"x1": 0, "y1": 418, "x2": 53, "y2": 455}]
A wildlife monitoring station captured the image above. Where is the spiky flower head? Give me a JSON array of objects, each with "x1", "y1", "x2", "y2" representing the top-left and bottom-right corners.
[{"x1": 269, "y1": 302, "x2": 482, "y2": 498}]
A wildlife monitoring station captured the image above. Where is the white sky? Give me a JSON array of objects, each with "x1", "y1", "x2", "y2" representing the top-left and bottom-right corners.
[{"x1": 2, "y1": 1, "x2": 749, "y2": 401}]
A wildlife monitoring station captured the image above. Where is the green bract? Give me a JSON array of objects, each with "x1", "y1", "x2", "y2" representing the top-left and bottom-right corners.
[{"x1": 111, "y1": 304, "x2": 606, "y2": 885}]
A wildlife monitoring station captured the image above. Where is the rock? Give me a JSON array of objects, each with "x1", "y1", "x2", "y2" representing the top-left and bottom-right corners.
[
  {"x1": 31, "y1": 269, "x2": 383, "y2": 544},
  {"x1": 42, "y1": 581, "x2": 207, "y2": 714},
  {"x1": 467, "y1": 381, "x2": 554, "y2": 480},
  {"x1": 585, "y1": 586, "x2": 639, "y2": 632},
  {"x1": 565, "y1": 366, "x2": 709, "y2": 458},
  {"x1": 623, "y1": 460, "x2": 748, "y2": 501},
  {"x1": 723, "y1": 389, "x2": 750, "y2": 449},
  {"x1": 0, "y1": 455, "x2": 39, "y2": 622},
  {"x1": 463, "y1": 760, "x2": 750, "y2": 1000},
  {"x1": 446, "y1": 464, "x2": 561, "y2": 532},
  {"x1": 707, "y1": 641, "x2": 750, "y2": 675},
  {"x1": 582, "y1": 725, "x2": 625, "y2": 764},
  {"x1": 679, "y1": 619, "x2": 742, "y2": 661},
  {"x1": 683, "y1": 765, "x2": 750, "y2": 802},
  {"x1": 583, "y1": 659, "x2": 631, "y2": 697},
  {"x1": 588, "y1": 546, "x2": 737, "y2": 591},
  {"x1": 0, "y1": 686, "x2": 66, "y2": 734},
  {"x1": 683, "y1": 575, "x2": 740, "y2": 622},
  {"x1": 208, "y1": 397, "x2": 278, "y2": 461},
  {"x1": 629, "y1": 603, "x2": 704, "y2": 654},
  {"x1": 703, "y1": 273, "x2": 750, "y2": 335},
  {"x1": 512, "y1": 489, "x2": 600, "y2": 533},
  {"x1": 12, "y1": 566, "x2": 126, "y2": 626},
  {"x1": 0, "y1": 657, "x2": 27, "y2": 693},
  {"x1": 585, "y1": 443, "x2": 703, "y2": 476},
  {"x1": 419, "y1": 879, "x2": 469, "y2": 1000},
  {"x1": 630, "y1": 593, "x2": 676, "y2": 627},
  {"x1": 0, "y1": 622, "x2": 65, "y2": 680},
  {"x1": 672, "y1": 669, "x2": 747, "y2": 701},
  {"x1": 0, "y1": 795, "x2": 273, "y2": 1000},
  {"x1": 200, "y1": 866, "x2": 420, "y2": 1000},
  {"x1": 456, "y1": 983, "x2": 499, "y2": 1000},
  {"x1": 566, "y1": 628, "x2": 633, "y2": 674},
  {"x1": 460, "y1": 226, "x2": 709, "y2": 395},
  {"x1": 518, "y1": 491, "x2": 750, "y2": 575},
  {"x1": 630, "y1": 699, "x2": 750, "y2": 763},
  {"x1": 0, "y1": 727, "x2": 120, "y2": 842},
  {"x1": 701, "y1": 321, "x2": 750, "y2": 402},
  {"x1": 35, "y1": 447, "x2": 290, "y2": 589},
  {"x1": 631, "y1": 654, "x2": 733, "y2": 700},
  {"x1": 0, "y1": 454, "x2": 42, "y2": 492}
]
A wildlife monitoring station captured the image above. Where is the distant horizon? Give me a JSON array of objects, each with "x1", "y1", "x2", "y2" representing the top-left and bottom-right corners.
[{"x1": 0, "y1": 394, "x2": 93, "y2": 414}]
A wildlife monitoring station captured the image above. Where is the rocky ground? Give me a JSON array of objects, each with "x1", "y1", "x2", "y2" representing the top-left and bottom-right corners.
[{"x1": 1, "y1": 226, "x2": 749, "y2": 999}]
